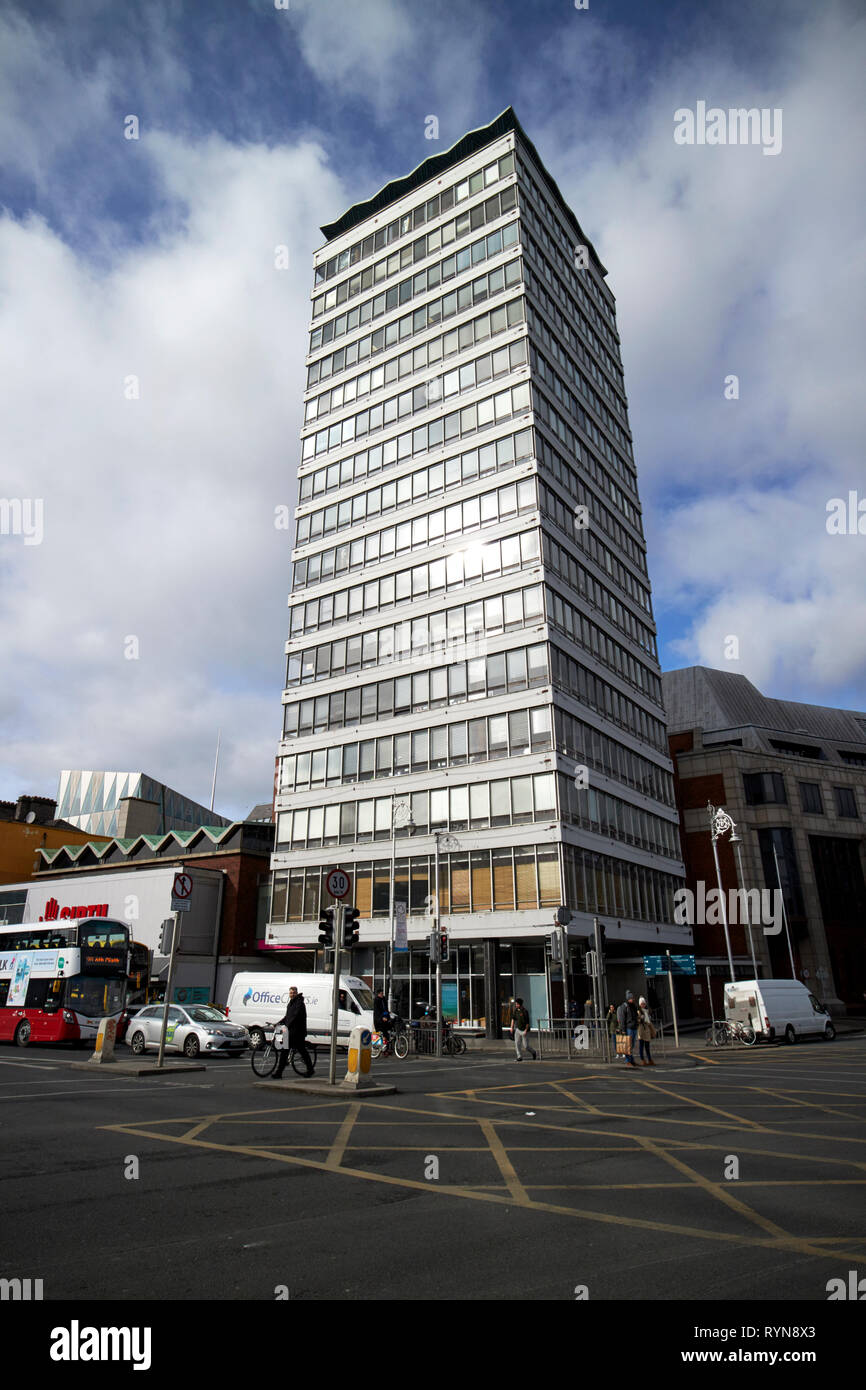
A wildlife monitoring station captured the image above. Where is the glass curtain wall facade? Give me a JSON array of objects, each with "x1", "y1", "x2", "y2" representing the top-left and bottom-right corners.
[{"x1": 269, "y1": 109, "x2": 685, "y2": 1024}]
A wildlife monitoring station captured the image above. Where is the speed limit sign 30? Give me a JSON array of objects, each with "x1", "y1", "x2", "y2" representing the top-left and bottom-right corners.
[{"x1": 326, "y1": 869, "x2": 352, "y2": 900}]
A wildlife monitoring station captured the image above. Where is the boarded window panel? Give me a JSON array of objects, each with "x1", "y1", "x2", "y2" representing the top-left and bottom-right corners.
[
  {"x1": 514, "y1": 850, "x2": 537, "y2": 909},
  {"x1": 492, "y1": 849, "x2": 515, "y2": 910},
  {"x1": 271, "y1": 872, "x2": 288, "y2": 923},
  {"x1": 537, "y1": 849, "x2": 560, "y2": 907},
  {"x1": 450, "y1": 854, "x2": 471, "y2": 912},
  {"x1": 355, "y1": 864, "x2": 372, "y2": 915},
  {"x1": 471, "y1": 851, "x2": 492, "y2": 911}
]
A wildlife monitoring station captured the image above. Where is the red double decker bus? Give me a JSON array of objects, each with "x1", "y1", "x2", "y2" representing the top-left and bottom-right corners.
[{"x1": 0, "y1": 917, "x2": 148, "y2": 1047}]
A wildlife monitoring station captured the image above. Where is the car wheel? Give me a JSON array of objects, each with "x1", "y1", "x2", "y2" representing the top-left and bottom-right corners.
[
  {"x1": 784, "y1": 1024, "x2": 796, "y2": 1045},
  {"x1": 129, "y1": 1031, "x2": 147, "y2": 1055},
  {"x1": 183, "y1": 1034, "x2": 200, "y2": 1058},
  {"x1": 14, "y1": 1020, "x2": 31, "y2": 1047},
  {"x1": 824, "y1": 1023, "x2": 836, "y2": 1041},
  {"x1": 248, "y1": 1027, "x2": 265, "y2": 1050}
]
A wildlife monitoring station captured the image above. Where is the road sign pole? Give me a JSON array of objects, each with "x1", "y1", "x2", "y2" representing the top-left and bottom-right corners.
[
  {"x1": 666, "y1": 949, "x2": 679, "y2": 1049},
  {"x1": 328, "y1": 904, "x2": 344, "y2": 1087},
  {"x1": 156, "y1": 914, "x2": 180, "y2": 1069}
]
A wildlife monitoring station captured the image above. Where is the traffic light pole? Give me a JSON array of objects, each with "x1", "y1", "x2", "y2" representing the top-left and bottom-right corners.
[
  {"x1": 156, "y1": 913, "x2": 180, "y2": 1069},
  {"x1": 328, "y1": 903, "x2": 344, "y2": 1087}
]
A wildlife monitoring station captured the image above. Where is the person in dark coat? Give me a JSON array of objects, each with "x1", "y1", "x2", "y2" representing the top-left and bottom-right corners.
[{"x1": 274, "y1": 986, "x2": 314, "y2": 1077}]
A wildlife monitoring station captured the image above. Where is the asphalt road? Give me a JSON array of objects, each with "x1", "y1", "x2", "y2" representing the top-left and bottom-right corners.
[{"x1": 2, "y1": 1035, "x2": 865, "y2": 1306}]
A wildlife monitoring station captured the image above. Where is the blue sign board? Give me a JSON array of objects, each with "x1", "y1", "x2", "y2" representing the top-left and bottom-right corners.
[{"x1": 643, "y1": 954, "x2": 696, "y2": 977}]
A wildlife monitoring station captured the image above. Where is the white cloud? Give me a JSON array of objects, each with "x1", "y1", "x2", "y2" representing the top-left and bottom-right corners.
[{"x1": 0, "y1": 124, "x2": 345, "y2": 817}]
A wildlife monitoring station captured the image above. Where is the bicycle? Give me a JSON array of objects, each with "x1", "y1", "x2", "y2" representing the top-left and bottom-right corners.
[
  {"x1": 250, "y1": 1023, "x2": 319, "y2": 1077},
  {"x1": 370, "y1": 1017, "x2": 410, "y2": 1060},
  {"x1": 443, "y1": 1027, "x2": 467, "y2": 1056},
  {"x1": 705, "y1": 1019, "x2": 756, "y2": 1048}
]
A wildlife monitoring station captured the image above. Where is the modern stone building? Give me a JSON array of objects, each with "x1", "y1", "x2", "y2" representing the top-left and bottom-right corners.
[
  {"x1": 665, "y1": 665, "x2": 866, "y2": 1013},
  {"x1": 269, "y1": 108, "x2": 688, "y2": 1030}
]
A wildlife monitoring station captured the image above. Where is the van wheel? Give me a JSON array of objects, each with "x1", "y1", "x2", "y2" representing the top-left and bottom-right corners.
[
  {"x1": 824, "y1": 1023, "x2": 836, "y2": 1041},
  {"x1": 784, "y1": 1025, "x2": 796, "y2": 1045}
]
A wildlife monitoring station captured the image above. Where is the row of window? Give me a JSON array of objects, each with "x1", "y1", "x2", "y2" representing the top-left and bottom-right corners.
[
  {"x1": 297, "y1": 403, "x2": 529, "y2": 509},
  {"x1": 285, "y1": 585, "x2": 544, "y2": 688},
  {"x1": 307, "y1": 293, "x2": 524, "y2": 395},
  {"x1": 522, "y1": 242, "x2": 624, "y2": 401},
  {"x1": 304, "y1": 337, "x2": 528, "y2": 453},
  {"x1": 309, "y1": 218, "x2": 520, "y2": 354},
  {"x1": 544, "y1": 535, "x2": 657, "y2": 659},
  {"x1": 532, "y1": 334, "x2": 632, "y2": 473},
  {"x1": 544, "y1": 511, "x2": 652, "y2": 619},
  {"x1": 314, "y1": 152, "x2": 516, "y2": 286},
  {"x1": 528, "y1": 295, "x2": 629, "y2": 441},
  {"x1": 307, "y1": 332, "x2": 526, "y2": 436},
  {"x1": 546, "y1": 585, "x2": 662, "y2": 704},
  {"x1": 276, "y1": 773, "x2": 557, "y2": 849},
  {"x1": 307, "y1": 256, "x2": 523, "y2": 396},
  {"x1": 289, "y1": 527, "x2": 540, "y2": 637},
  {"x1": 517, "y1": 163, "x2": 619, "y2": 349},
  {"x1": 270, "y1": 843, "x2": 560, "y2": 923},
  {"x1": 537, "y1": 470, "x2": 648, "y2": 593},
  {"x1": 562, "y1": 844, "x2": 679, "y2": 925},
  {"x1": 279, "y1": 707, "x2": 552, "y2": 793},
  {"x1": 550, "y1": 644, "x2": 668, "y2": 755},
  {"x1": 301, "y1": 374, "x2": 531, "y2": 470},
  {"x1": 269, "y1": 842, "x2": 680, "y2": 927},
  {"x1": 295, "y1": 431, "x2": 531, "y2": 558},
  {"x1": 534, "y1": 387, "x2": 642, "y2": 534},
  {"x1": 294, "y1": 472, "x2": 534, "y2": 590},
  {"x1": 558, "y1": 776, "x2": 680, "y2": 859},
  {"x1": 745, "y1": 772, "x2": 860, "y2": 818},
  {"x1": 283, "y1": 643, "x2": 550, "y2": 738},
  {"x1": 524, "y1": 280, "x2": 626, "y2": 422},
  {"x1": 553, "y1": 707, "x2": 675, "y2": 808},
  {"x1": 313, "y1": 178, "x2": 517, "y2": 316}
]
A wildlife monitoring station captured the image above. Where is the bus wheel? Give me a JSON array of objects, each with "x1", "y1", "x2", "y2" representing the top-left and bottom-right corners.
[{"x1": 14, "y1": 1020, "x2": 31, "y2": 1047}]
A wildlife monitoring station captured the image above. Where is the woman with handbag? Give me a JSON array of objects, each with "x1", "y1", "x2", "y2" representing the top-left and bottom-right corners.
[{"x1": 637, "y1": 996, "x2": 656, "y2": 1066}]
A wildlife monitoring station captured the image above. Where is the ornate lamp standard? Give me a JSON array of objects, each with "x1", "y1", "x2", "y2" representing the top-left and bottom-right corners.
[
  {"x1": 728, "y1": 824, "x2": 758, "y2": 977},
  {"x1": 708, "y1": 803, "x2": 737, "y2": 981}
]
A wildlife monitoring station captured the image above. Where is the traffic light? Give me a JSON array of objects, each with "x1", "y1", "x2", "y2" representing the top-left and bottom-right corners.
[
  {"x1": 342, "y1": 906, "x2": 361, "y2": 950},
  {"x1": 439, "y1": 932, "x2": 449, "y2": 962},
  {"x1": 429, "y1": 930, "x2": 441, "y2": 963},
  {"x1": 318, "y1": 906, "x2": 335, "y2": 949},
  {"x1": 548, "y1": 929, "x2": 563, "y2": 962},
  {"x1": 158, "y1": 919, "x2": 175, "y2": 955}
]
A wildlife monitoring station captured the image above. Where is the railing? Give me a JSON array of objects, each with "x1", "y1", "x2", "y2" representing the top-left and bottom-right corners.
[{"x1": 536, "y1": 1011, "x2": 669, "y2": 1063}]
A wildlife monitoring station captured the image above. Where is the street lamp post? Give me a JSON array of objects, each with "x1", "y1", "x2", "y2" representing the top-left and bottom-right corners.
[
  {"x1": 432, "y1": 831, "x2": 460, "y2": 1058},
  {"x1": 729, "y1": 828, "x2": 758, "y2": 977},
  {"x1": 708, "y1": 803, "x2": 737, "y2": 982},
  {"x1": 387, "y1": 799, "x2": 413, "y2": 1012}
]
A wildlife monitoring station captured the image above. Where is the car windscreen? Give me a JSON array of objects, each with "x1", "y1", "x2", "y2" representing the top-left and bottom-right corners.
[{"x1": 188, "y1": 1007, "x2": 229, "y2": 1023}]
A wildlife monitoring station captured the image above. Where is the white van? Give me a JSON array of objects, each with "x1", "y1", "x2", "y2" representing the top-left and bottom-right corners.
[
  {"x1": 724, "y1": 978, "x2": 835, "y2": 1044},
  {"x1": 225, "y1": 972, "x2": 374, "y2": 1048}
]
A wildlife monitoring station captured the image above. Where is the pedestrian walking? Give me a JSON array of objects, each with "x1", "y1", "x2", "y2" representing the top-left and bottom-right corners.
[
  {"x1": 637, "y1": 995, "x2": 656, "y2": 1066},
  {"x1": 273, "y1": 986, "x2": 314, "y2": 1078},
  {"x1": 511, "y1": 997, "x2": 537, "y2": 1062},
  {"x1": 616, "y1": 990, "x2": 639, "y2": 1067}
]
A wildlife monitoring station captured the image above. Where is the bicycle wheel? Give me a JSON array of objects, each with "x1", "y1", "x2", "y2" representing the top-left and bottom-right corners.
[
  {"x1": 739, "y1": 1024, "x2": 756, "y2": 1046},
  {"x1": 393, "y1": 1031, "x2": 409, "y2": 1059},
  {"x1": 291, "y1": 1043, "x2": 316, "y2": 1076},
  {"x1": 251, "y1": 1042, "x2": 277, "y2": 1077},
  {"x1": 450, "y1": 1033, "x2": 466, "y2": 1055},
  {"x1": 712, "y1": 1023, "x2": 728, "y2": 1048}
]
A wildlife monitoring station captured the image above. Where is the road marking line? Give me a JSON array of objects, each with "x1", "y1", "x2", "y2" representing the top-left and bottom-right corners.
[
  {"x1": 639, "y1": 1079, "x2": 769, "y2": 1131},
  {"x1": 101, "y1": 1122, "x2": 866, "y2": 1263},
  {"x1": 0, "y1": 1060, "x2": 59, "y2": 1069},
  {"x1": 635, "y1": 1134, "x2": 791, "y2": 1241},
  {"x1": 179, "y1": 1117, "x2": 221, "y2": 1141},
  {"x1": 477, "y1": 1118, "x2": 531, "y2": 1205},
  {"x1": 326, "y1": 1103, "x2": 360, "y2": 1169}
]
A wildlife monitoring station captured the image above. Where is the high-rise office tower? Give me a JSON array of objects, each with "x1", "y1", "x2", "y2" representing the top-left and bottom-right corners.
[{"x1": 268, "y1": 109, "x2": 687, "y2": 1028}]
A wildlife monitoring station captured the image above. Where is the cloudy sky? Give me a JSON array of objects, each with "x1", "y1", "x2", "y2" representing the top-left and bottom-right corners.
[{"x1": 1, "y1": 0, "x2": 864, "y2": 821}]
